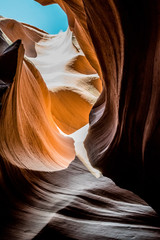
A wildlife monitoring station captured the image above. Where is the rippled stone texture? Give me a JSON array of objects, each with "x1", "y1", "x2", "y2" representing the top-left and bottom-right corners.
[
  {"x1": 0, "y1": 16, "x2": 101, "y2": 174},
  {"x1": 0, "y1": 0, "x2": 160, "y2": 239},
  {"x1": 35, "y1": 0, "x2": 160, "y2": 214}
]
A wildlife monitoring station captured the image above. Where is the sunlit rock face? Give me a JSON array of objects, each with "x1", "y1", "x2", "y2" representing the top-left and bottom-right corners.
[
  {"x1": 34, "y1": 0, "x2": 160, "y2": 214},
  {"x1": 0, "y1": 1, "x2": 160, "y2": 239},
  {"x1": 0, "y1": 17, "x2": 101, "y2": 175}
]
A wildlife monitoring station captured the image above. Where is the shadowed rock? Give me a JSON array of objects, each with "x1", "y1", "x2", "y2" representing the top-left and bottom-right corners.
[
  {"x1": 0, "y1": 1, "x2": 160, "y2": 239},
  {"x1": 0, "y1": 36, "x2": 21, "y2": 110},
  {"x1": 35, "y1": 0, "x2": 160, "y2": 214}
]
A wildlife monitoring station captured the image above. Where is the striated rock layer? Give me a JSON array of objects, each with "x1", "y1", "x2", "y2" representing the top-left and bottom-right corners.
[
  {"x1": 0, "y1": 16, "x2": 101, "y2": 175},
  {"x1": 34, "y1": 0, "x2": 160, "y2": 214},
  {"x1": 0, "y1": 0, "x2": 160, "y2": 239}
]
